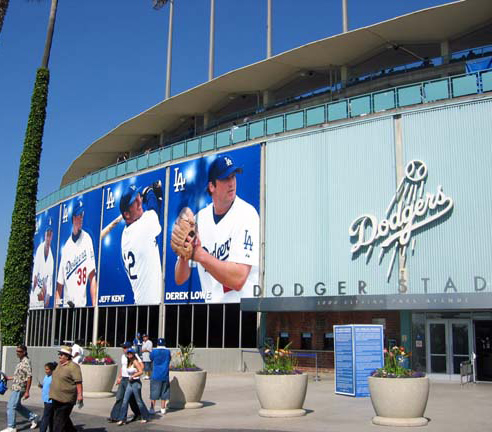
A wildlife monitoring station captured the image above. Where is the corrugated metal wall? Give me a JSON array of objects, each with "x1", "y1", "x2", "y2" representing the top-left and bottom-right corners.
[
  {"x1": 402, "y1": 99, "x2": 492, "y2": 294},
  {"x1": 265, "y1": 118, "x2": 396, "y2": 297}
]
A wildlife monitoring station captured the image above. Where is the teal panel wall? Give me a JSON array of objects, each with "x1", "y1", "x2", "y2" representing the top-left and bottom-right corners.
[
  {"x1": 265, "y1": 118, "x2": 396, "y2": 297},
  {"x1": 402, "y1": 99, "x2": 492, "y2": 294}
]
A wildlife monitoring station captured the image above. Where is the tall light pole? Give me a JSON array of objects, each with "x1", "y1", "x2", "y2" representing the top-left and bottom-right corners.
[
  {"x1": 342, "y1": 0, "x2": 349, "y2": 33},
  {"x1": 209, "y1": 0, "x2": 215, "y2": 81},
  {"x1": 153, "y1": 0, "x2": 174, "y2": 99},
  {"x1": 267, "y1": 0, "x2": 272, "y2": 58}
]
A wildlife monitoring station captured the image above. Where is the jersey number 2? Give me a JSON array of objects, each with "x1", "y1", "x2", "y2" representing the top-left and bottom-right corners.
[{"x1": 125, "y1": 251, "x2": 138, "y2": 280}]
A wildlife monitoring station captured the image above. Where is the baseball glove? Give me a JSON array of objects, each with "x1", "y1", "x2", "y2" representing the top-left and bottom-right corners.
[{"x1": 171, "y1": 207, "x2": 196, "y2": 261}]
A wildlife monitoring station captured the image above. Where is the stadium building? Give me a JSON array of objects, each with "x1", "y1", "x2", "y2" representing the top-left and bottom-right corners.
[{"x1": 16, "y1": 0, "x2": 492, "y2": 380}]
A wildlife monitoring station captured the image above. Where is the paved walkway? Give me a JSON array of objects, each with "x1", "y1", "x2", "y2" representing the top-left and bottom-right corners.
[{"x1": 0, "y1": 373, "x2": 490, "y2": 431}]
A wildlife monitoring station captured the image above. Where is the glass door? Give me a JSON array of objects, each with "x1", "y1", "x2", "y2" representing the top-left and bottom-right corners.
[{"x1": 426, "y1": 319, "x2": 472, "y2": 377}]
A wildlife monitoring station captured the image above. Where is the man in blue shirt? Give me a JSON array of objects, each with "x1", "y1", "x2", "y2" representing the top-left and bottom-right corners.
[{"x1": 149, "y1": 338, "x2": 171, "y2": 415}]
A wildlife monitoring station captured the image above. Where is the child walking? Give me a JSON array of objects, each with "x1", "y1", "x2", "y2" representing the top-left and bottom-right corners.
[{"x1": 39, "y1": 362, "x2": 57, "y2": 432}]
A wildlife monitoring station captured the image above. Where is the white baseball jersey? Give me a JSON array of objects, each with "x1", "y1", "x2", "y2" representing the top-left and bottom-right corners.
[
  {"x1": 57, "y1": 230, "x2": 96, "y2": 307},
  {"x1": 121, "y1": 210, "x2": 162, "y2": 305},
  {"x1": 195, "y1": 196, "x2": 259, "y2": 303},
  {"x1": 30, "y1": 242, "x2": 54, "y2": 309}
]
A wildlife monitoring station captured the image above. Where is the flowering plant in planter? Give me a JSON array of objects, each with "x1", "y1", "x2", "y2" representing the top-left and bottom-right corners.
[
  {"x1": 258, "y1": 338, "x2": 301, "y2": 375},
  {"x1": 82, "y1": 338, "x2": 115, "y2": 365},
  {"x1": 371, "y1": 346, "x2": 425, "y2": 378},
  {"x1": 170, "y1": 343, "x2": 202, "y2": 371}
]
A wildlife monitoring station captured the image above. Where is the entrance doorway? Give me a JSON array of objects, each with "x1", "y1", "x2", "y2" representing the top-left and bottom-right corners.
[
  {"x1": 426, "y1": 319, "x2": 472, "y2": 378},
  {"x1": 474, "y1": 320, "x2": 492, "y2": 381}
]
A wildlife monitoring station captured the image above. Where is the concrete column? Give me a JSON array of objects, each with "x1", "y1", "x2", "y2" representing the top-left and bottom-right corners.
[
  {"x1": 441, "y1": 40, "x2": 450, "y2": 64},
  {"x1": 262, "y1": 90, "x2": 273, "y2": 109},
  {"x1": 340, "y1": 66, "x2": 348, "y2": 86},
  {"x1": 203, "y1": 112, "x2": 212, "y2": 130}
]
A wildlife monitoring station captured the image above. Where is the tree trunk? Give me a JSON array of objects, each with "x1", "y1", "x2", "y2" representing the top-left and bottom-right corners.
[
  {"x1": 0, "y1": 0, "x2": 10, "y2": 36},
  {"x1": 41, "y1": 0, "x2": 58, "y2": 68}
]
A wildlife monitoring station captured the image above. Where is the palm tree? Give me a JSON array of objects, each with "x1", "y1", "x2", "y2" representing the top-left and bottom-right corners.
[
  {"x1": 0, "y1": 0, "x2": 58, "y2": 345},
  {"x1": 0, "y1": 0, "x2": 9, "y2": 36}
]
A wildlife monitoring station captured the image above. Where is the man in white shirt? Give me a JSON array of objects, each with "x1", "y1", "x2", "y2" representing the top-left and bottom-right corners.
[
  {"x1": 141, "y1": 334, "x2": 153, "y2": 380},
  {"x1": 108, "y1": 342, "x2": 142, "y2": 423},
  {"x1": 71, "y1": 340, "x2": 84, "y2": 365}
]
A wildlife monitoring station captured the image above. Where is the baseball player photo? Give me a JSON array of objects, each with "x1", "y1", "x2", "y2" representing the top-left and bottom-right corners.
[
  {"x1": 30, "y1": 213, "x2": 57, "y2": 309},
  {"x1": 98, "y1": 170, "x2": 165, "y2": 306},
  {"x1": 56, "y1": 192, "x2": 101, "y2": 308},
  {"x1": 166, "y1": 145, "x2": 260, "y2": 304}
]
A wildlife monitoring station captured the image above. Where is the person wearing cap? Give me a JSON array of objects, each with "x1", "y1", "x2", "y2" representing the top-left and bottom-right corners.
[
  {"x1": 108, "y1": 342, "x2": 142, "y2": 423},
  {"x1": 1, "y1": 345, "x2": 39, "y2": 432},
  {"x1": 30, "y1": 217, "x2": 55, "y2": 309},
  {"x1": 119, "y1": 181, "x2": 163, "y2": 305},
  {"x1": 149, "y1": 338, "x2": 171, "y2": 415},
  {"x1": 49, "y1": 346, "x2": 83, "y2": 432},
  {"x1": 55, "y1": 197, "x2": 97, "y2": 307},
  {"x1": 174, "y1": 154, "x2": 260, "y2": 303},
  {"x1": 141, "y1": 334, "x2": 153, "y2": 379},
  {"x1": 116, "y1": 349, "x2": 150, "y2": 425}
]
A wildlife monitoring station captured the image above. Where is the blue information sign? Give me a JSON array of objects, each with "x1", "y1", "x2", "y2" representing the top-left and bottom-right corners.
[{"x1": 335, "y1": 324, "x2": 384, "y2": 397}]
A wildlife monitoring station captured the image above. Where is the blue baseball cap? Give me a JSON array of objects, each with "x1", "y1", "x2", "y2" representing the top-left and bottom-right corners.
[
  {"x1": 208, "y1": 155, "x2": 243, "y2": 183},
  {"x1": 119, "y1": 185, "x2": 140, "y2": 216},
  {"x1": 121, "y1": 342, "x2": 132, "y2": 348},
  {"x1": 73, "y1": 198, "x2": 84, "y2": 217},
  {"x1": 127, "y1": 348, "x2": 136, "y2": 354},
  {"x1": 45, "y1": 216, "x2": 54, "y2": 233},
  {"x1": 157, "y1": 338, "x2": 166, "y2": 346}
]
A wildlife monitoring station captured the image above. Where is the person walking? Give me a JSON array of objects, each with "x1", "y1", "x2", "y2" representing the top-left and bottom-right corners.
[
  {"x1": 149, "y1": 338, "x2": 171, "y2": 416},
  {"x1": 39, "y1": 362, "x2": 57, "y2": 432},
  {"x1": 117, "y1": 349, "x2": 150, "y2": 425},
  {"x1": 141, "y1": 334, "x2": 153, "y2": 380},
  {"x1": 71, "y1": 340, "x2": 84, "y2": 365},
  {"x1": 108, "y1": 342, "x2": 141, "y2": 423},
  {"x1": 1, "y1": 345, "x2": 39, "y2": 432},
  {"x1": 49, "y1": 346, "x2": 83, "y2": 432}
]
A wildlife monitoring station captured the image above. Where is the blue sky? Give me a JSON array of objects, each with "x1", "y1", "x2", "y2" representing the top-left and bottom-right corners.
[{"x1": 0, "y1": 0, "x2": 454, "y2": 284}]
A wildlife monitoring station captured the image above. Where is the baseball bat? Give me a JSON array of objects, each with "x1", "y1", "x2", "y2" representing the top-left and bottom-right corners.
[{"x1": 101, "y1": 215, "x2": 123, "y2": 239}]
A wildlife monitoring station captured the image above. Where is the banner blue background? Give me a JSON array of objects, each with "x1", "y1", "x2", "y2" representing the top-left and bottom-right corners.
[
  {"x1": 164, "y1": 145, "x2": 260, "y2": 304},
  {"x1": 98, "y1": 169, "x2": 165, "y2": 305}
]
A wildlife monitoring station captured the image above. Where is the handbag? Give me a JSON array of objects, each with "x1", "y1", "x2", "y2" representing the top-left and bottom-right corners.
[{"x1": 0, "y1": 372, "x2": 7, "y2": 395}]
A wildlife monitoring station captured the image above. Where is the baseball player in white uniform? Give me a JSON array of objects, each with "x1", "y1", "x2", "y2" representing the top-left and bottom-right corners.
[
  {"x1": 174, "y1": 154, "x2": 259, "y2": 303},
  {"x1": 30, "y1": 217, "x2": 55, "y2": 309},
  {"x1": 120, "y1": 183, "x2": 162, "y2": 305},
  {"x1": 56, "y1": 198, "x2": 97, "y2": 307}
]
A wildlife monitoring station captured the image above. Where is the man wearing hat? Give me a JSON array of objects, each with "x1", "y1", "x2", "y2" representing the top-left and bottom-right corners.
[
  {"x1": 149, "y1": 338, "x2": 171, "y2": 415},
  {"x1": 56, "y1": 197, "x2": 97, "y2": 307},
  {"x1": 30, "y1": 216, "x2": 55, "y2": 309},
  {"x1": 174, "y1": 154, "x2": 259, "y2": 303},
  {"x1": 119, "y1": 182, "x2": 162, "y2": 305},
  {"x1": 108, "y1": 342, "x2": 142, "y2": 423},
  {"x1": 50, "y1": 346, "x2": 83, "y2": 432}
]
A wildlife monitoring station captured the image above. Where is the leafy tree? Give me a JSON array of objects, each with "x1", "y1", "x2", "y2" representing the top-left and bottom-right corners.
[
  {"x1": 0, "y1": 0, "x2": 10, "y2": 37},
  {"x1": 0, "y1": 0, "x2": 58, "y2": 345}
]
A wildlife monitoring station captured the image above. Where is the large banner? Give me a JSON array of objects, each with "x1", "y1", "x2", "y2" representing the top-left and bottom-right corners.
[
  {"x1": 56, "y1": 189, "x2": 102, "y2": 308},
  {"x1": 30, "y1": 206, "x2": 60, "y2": 310},
  {"x1": 165, "y1": 145, "x2": 260, "y2": 304},
  {"x1": 98, "y1": 170, "x2": 165, "y2": 305}
]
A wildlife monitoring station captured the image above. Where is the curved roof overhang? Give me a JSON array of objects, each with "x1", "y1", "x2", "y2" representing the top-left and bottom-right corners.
[{"x1": 62, "y1": 0, "x2": 492, "y2": 185}]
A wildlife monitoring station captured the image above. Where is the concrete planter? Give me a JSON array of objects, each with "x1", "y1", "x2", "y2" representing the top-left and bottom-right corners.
[
  {"x1": 368, "y1": 376, "x2": 430, "y2": 427},
  {"x1": 80, "y1": 364, "x2": 118, "y2": 398},
  {"x1": 255, "y1": 373, "x2": 308, "y2": 417},
  {"x1": 169, "y1": 370, "x2": 207, "y2": 409}
]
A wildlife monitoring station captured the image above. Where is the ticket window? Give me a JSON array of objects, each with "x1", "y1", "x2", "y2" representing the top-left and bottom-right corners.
[
  {"x1": 324, "y1": 332, "x2": 334, "y2": 351},
  {"x1": 279, "y1": 331, "x2": 290, "y2": 348},
  {"x1": 301, "y1": 332, "x2": 312, "y2": 350}
]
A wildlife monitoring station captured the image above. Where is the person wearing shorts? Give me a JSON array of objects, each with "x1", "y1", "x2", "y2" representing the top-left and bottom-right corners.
[{"x1": 149, "y1": 338, "x2": 171, "y2": 415}]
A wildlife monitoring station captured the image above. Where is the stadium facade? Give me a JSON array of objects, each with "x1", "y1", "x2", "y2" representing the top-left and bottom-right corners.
[{"x1": 14, "y1": 0, "x2": 492, "y2": 380}]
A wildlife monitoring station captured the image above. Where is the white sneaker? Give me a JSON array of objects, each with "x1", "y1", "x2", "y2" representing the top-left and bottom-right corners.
[
  {"x1": 30, "y1": 418, "x2": 38, "y2": 430},
  {"x1": 143, "y1": 376, "x2": 150, "y2": 380},
  {"x1": 149, "y1": 408, "x2": 155, "y2": 415},
  {"x1": 1, "y1": 427, "x2": 17, "y2": 432},
  {"x1": 160, "y1": 408, "x2": 166, "y2": 415}
]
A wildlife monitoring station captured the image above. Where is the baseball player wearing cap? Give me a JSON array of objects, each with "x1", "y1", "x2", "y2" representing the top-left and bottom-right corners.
[
  {"x1": 175, "y1": 154, "x2": 259, "y2": 303},
  {"x1": 120, "y1": 183, "x2": 162, "y2": 305},
  {"x1": 30, "y1": 218, "x2": 55, "y2": 309},
  {"x1": 56, "y1": 199, "x2": 97, "y2": 307}
]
